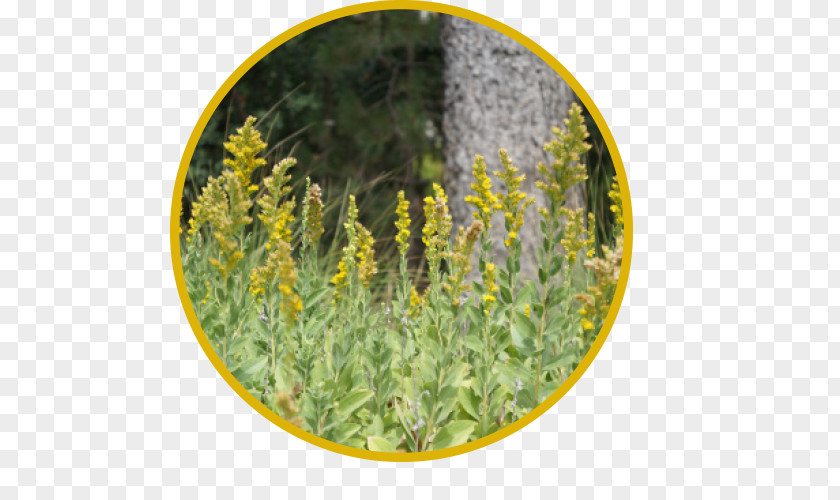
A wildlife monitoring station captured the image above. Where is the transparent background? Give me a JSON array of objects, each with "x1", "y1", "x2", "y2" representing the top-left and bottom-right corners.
[{"x1": 3, "y1": 1, "x2": 837, "y2": 497}]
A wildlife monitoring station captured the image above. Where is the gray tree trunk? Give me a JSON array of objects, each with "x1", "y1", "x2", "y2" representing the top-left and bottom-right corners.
[{"x1": 441, "y1": 15, "x2": 580, "y2": 283}]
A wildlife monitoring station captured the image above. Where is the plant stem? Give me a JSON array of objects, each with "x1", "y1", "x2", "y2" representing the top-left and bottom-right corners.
[{"x1": 534, "y1": 205, "x2": 558, "y2": 407}]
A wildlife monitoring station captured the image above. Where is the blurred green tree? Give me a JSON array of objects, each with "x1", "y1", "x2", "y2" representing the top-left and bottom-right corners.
[{"x1": 185, "y1": 11, "x2": 445, "y2": 251}]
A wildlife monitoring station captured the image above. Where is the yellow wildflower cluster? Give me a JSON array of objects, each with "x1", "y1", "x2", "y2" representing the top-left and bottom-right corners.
[
  {"x1": 608, "y1": 177, "x2": 623, "y2": 228},
  {"x1": 186, "y1": 175, "x2": 222, "y2": 242},
  {"x1": 223, "y1": 115, "x2": 267, "y2": 192},
  {"x1": 187, "y1": 120, "x2": 268, "y2": 275},
  {"x1": 248, "y1": 157, "x2": 303, "y2": 321},
  {"x1": 445, "y1": 220, "x2": 483, "y2": 305},
  {"x1": 576, "y1": 235, "x2": 623, "y2": 331},
  {"x1": 394, "y1": 190, "x2": 411, "y2": 256},
  {"x1": 270, "y1": 206, "x2": 295, "y2": 248},
  {"x1": 482, "y1": 261, "x2": 499, "y2": 308},
  {"x1": 409, "y1": 286, "x2": 426, "y2": 318},
  {"x1": 421, "y1": 184, "x2": 452, "y2": 270},
  {"x1": 330, "y1": 259, "x2": 349, "y2": 297},
  {"x1": 188, "y1": 170, "x2": 252, "y2": 276},
  {"x1": 201, "y1": 280, "x2": 211, "y2": 305},
  {"x1": 559, "y1": 207, "x2": 588, "y2": 265},
  {"x1": 249, "y1": 240, "x2": 303, "y2": 322},
  {"x1": 344, "y1": 195, "x2": 359, "y2": 248},
  {"x1": 585, "y1": 212, "x2": 596, "y2": 258},
  {"x1": 535, "y1": 103, "x2": 591, "y2": 206},
  {"x1": 331, "y1": 195, "x2": 360, "y2": 299},
  {"x1": 275, "y1": 391, "x2": 305, "y2": 428},
  {"x1": 354, "y1": 221, "x2": 377, "y2": 288},
  {"x1": 257, "y1": 159, "x2": 296, "y2": 251},
  {"x1": 303, "y1": 181, "x2": 325, "y2": 248},
  {"x1": 494, "y1": 149, "x2": 534, "y2": 247},
  {"x1": 464, "y1": 155, "x2": 501, "y2": 228}
]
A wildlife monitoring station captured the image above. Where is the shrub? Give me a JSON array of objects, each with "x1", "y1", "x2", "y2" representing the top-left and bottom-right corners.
[{"x1": 181, "y1": 104, "x2": 624, "y2": 452}]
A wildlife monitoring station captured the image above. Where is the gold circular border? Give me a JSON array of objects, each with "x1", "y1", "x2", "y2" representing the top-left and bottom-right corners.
[{"x1": 170, "y1": 0, "x2": 633, "y2": 462}]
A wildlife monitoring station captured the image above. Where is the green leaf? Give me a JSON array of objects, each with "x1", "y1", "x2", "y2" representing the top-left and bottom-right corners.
[
  {"x1": 543, "y1": 314, "x2": 567, "y2": 340},
  {"x1": 488, "y1": 389, "x2": 509, "y2": 420},
  {"x1": 498, "y1": 269, "x2": 510, "y2": 286},
  {"x1": 368, "y1": 415, "x2": 385, "y2": 437},
  {"x1": 441, "y1": 361, "x2": 468, "y2": 390},
  {"x1": 367, "y1": 435, "x2": 396, "y2": 453},
  {"x1": 329, "y1": 423, "x2": 360, "y2": 444},
  {"x1": 435, "y1": 387, "x2": 460, "y2": 424},
  {"x1": 393, "y1": 402, "x2": 418, "y2": 453},
  {"x1": 336, "y1": 389, "x2": 374, "y2": 418},
  {"x1": 513, "y1": 312, "x2": 537, "y2": 339},
  {"x1": 464, "y1": 305, "x2": 482, "y2": 327},
  {"x1": 514, "y1": 281, "x2": 537, "y2": 309},
  {"x1": 457, "y1": 386, "x2": 480, "y2": 421},
  {"x1": 549, "y1": 255, "x2": 563, "y2": 276},
  {"x1": 417, "y1": 356, "x2": 436, "y2": 382},
  {"x1": 305, "y1": 286, "x2": 330, "y2": 306},
  {"x1": 432, "y1": 420, "x2": 476, "y2": 450},
  {"x1": 512, "y1": 315, "x2": 538, "y2": 356},
  {"x1": 464, "y1": 332, "x2": 483, "y2": 353},
  {"x1": 253, "y1": 316, "x2": 271, "y2": 342},
  {"x1": 499, "y1": 285, "x2": 512, "y2": 304},
  {"x1": 542, "y1": 352, "x2": 577, "y2": 372},
  {"x1": 230, "y1": 356, "x2": 268, "y2": 385}
]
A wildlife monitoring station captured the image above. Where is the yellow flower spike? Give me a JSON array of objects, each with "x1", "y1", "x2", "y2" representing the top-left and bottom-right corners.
[
  {"x1": 465, "y1": 155, "x2": 500, "y2": 229},
  {"x1": 343, "y1": 195, "x2": 359, "y2": 262},
  {"x1": 248, "y1": 160, "x2": 300, "y2": 310},
  {"x1": 256, "y1": 159, "x2": 297, "y2": 248},
  {"x1": 394, "y1": 190, "x2": 411, "y2": 256},
  {"x1": 222, "y1": 116, "x2": 267, "y2": 190},
  {"x1": 535, "y1": 103, "x2": 591, "y2": 207},
  {"x1": 330, "y1": 259, "x2": 349, "y2": 299},
  {"x1": 332, "y1": 195, "x2": 361, "y2": 300},
  {"x1": 559, "y1": 207, "x2": 588, "y2": 265},
  {"x1": 608, "y1": 176, "x2": 624, "y2": 228},
  {"x1": 187, "y1": 175, "x2": 223, "y2": 240},
  {"x1": 355, "y1": 221, "x2": 377, "y2": 288},
  {"x1": 481, "y1": 260, "x2": 499, "y2": 311},
  {"x1": 409, "y1": 286, "x2": 426, "y2": 318},
  {"x1": 304, "y1": 182, "x2": 325, "y2": 248},
  {"x1": 187, "y1": 168, "x2": 253, "y2": 277},
  {"x1": 494, "y1": 149, "x2": 535, "y2": 247},
  {"x1": 447, "y1": 220, "x2": 484, "y2": 304},
  {"x1": 585, "y1": 212, "x2": 597, "y2": 258},
  {"x1": 249, "y1": 240, "x2": 302, "y2": 323},
  {"x1": 421, "y1": 184, "x2": 452, "y2": 274},
  {"x1": 575, "y1": 235, "x2": 623, "y2": 334}
]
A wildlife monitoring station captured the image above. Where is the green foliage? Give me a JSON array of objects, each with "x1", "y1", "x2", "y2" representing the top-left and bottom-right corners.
[
  {"x1": 182, "y1": 108, "x2": 624, "y2": 453},
  {"x1": 578, "y1": 97, "x2": 620, "y2": 252},
  {"x1": 184, "y1": 11, "x2": 445, "y2": 255}
]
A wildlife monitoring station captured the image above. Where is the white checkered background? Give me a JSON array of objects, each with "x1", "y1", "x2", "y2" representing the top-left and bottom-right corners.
[{"x1": 3, "y1": 0, "x2": 837, "y2": 497}]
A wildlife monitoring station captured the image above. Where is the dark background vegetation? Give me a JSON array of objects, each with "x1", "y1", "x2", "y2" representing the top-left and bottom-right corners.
[{"x1": 182, "y1": 11, "x2": 617, "y2": 270}]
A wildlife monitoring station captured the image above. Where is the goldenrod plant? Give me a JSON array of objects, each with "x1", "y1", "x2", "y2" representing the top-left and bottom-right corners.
[{"x1": 181, "y1": 104, "x2": 624, "y2": 452}]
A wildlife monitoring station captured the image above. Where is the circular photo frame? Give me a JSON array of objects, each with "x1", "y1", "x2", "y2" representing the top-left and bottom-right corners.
[{"x1": 171, "y1": 1, "x2": 632, "y2": 461}]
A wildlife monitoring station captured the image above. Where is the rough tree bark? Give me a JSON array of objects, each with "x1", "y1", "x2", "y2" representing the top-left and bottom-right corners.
[{"x1": 441, "y1": 15, "x2": 581, "y2": 283}]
